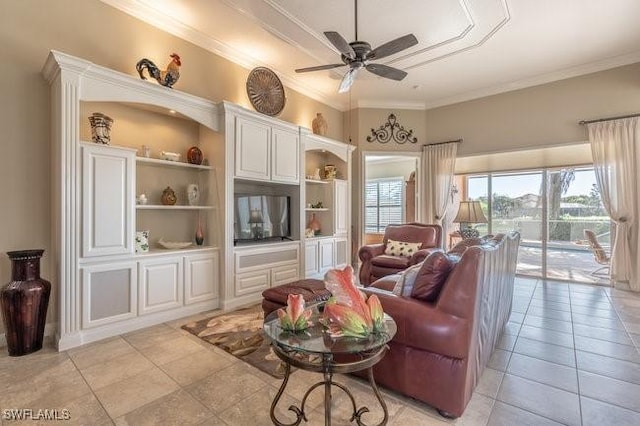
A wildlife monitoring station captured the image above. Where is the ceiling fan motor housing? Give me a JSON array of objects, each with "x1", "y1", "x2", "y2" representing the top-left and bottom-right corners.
[{"x1": 342, "y1": 41, "x2": 372, "y2": 65}]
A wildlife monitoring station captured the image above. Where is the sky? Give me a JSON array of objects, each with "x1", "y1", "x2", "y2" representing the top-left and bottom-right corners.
[{"x1": 468, "y1": 168, "x2": 597, "y2": 198}]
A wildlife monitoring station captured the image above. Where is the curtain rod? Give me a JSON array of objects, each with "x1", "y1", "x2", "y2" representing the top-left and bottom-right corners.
[
  {"x1": 422, "y1": 139, "x2": 463, "y2": 147},
  {"x1": 579, "y1": 112, "x2": 640, "y2": 125}
]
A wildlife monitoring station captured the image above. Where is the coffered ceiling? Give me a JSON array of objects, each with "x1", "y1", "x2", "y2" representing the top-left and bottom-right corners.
[{"x1": 102, "y1": 0, "x2": 640, "y2": 111}]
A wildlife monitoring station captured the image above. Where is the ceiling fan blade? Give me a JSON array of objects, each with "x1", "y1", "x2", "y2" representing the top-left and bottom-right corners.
[
  {"x1": 324, "y1": 31, "x2": 356, "y2": 59},
  {"x1": 295, "y1": 63, "x2": 345, "y2": 73},
  {"x1": 368, "y1": 34, "x2": 418, "y2": 60},
  {"x1": 365, "y1": 63, "x2": 408, "y2": 81},
  {"x1": 338, "y1": 67, "x2": 361, "y2": 93}
]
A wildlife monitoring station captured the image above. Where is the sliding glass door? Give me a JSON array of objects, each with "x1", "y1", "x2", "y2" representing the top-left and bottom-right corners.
[{"x1": 464, "y1": 167, "x2": 610, "y2": 284}]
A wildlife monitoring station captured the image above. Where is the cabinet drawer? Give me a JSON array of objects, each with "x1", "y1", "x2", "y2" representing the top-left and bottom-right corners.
[
  {"x1": 236, "y1": 270, "x2": 270, "y2": 297},
  {"x1": 271, "y1": 264, "x2": 299, "y2": 287}
]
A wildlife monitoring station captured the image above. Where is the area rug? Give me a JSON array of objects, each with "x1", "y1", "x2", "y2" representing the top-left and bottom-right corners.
[{"x1": 181, "y1": 306, "x2": 288, "y2": 379}]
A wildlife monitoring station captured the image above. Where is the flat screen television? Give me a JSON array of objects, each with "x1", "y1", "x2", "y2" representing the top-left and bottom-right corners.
[{"x1": 234, "y1": 194, "x2": 291, "y2": 243}]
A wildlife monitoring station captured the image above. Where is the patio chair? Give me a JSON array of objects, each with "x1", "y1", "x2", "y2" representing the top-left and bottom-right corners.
[{"x1": 584, "y1": 229, "x2": 610, "y2": 276}]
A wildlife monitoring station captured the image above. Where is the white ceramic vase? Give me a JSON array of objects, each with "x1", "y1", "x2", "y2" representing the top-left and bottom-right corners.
[{"x1": 187, "y1": 184, "x2": 200, "y2": 206}]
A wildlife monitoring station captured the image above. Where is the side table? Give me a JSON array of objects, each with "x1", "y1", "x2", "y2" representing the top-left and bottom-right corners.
[{"x1": 263, "y1": 305, "x2": 397, "y2": 426}]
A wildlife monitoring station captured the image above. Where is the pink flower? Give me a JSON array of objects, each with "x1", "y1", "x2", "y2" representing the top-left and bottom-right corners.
[
  {"x1": 323, "y1": 302, "x2": 372, "y2": 338},
  {"x1": 324, "y1": 266, "x2": 372, "y2": 328},
  {"x1": 277, "y1": 293, "x2": 311, "y2": 331},
  {"x1": 367, "y1": 294, "x2": 384, "y2": 332}
]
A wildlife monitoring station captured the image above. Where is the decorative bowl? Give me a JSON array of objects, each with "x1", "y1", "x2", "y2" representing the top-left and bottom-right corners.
[
  {"x1": 161, "y1": 151, "x2": 181, "y2": 162},
  {"x1": 157, "y1": 238, "x2": 193, "y2": 250}
]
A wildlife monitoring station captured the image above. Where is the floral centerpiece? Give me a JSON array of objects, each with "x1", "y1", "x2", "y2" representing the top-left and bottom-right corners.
[
  {"x1": 322, "y1": 265, "x2": 385, "y2": 338},
  {"x1": 277, "y1": 294, "x2": 312, "y2": 331}
]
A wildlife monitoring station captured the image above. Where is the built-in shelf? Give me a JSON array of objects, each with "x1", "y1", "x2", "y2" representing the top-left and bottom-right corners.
[
  {"x1": 305, "y1": 179, "x2": 330, "y2": 185},
  {"x1": 137, "y1": 245, "x2": 217, "y2": 256},
  {"x1": 136, "y1": 156, "x2": 213, "y2": 170},
  {"x1": 305, "y1": 208, "x2": 329, "y2": 212},
  {"x1": 136, "y1": 205, "x2": 215, "y2": 210}
]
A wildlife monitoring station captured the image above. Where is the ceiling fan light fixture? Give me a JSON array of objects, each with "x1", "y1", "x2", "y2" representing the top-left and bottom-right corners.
[{"x1": 294, "y1": 0, "x2": 418, "y2": 93}]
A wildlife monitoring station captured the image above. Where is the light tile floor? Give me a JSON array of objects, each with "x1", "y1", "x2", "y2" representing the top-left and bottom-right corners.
[{"x1": 1, "y1": 277, "x2": 640, "y2": 425}]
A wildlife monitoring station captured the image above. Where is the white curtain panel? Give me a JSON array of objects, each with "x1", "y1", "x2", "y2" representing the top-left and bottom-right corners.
[
  {"x1": 421, "y1": 142, "x2": 458, "y2": 226},
  {"x1": 588, "y1": 117, "x2": 640, "y2": 291}
]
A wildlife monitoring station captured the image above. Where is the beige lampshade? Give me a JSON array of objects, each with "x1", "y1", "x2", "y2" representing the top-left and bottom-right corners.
[
  {"x1": 453, "y1": 201, "x2": 488, "y2": 224},
  {"x1": 248, "y1": 209, "x2": 264, "y2": 224}
]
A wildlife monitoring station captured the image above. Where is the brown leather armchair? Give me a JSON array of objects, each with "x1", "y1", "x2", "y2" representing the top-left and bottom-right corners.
[{"x1": 358, "y1": 223, "x2": 442, "y2": 286}]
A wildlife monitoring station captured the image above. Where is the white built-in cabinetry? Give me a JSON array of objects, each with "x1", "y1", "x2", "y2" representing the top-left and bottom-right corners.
[
  {"x1": 302, "y1": 131, "x2": 355, "y2": 279},
  {"x1": 234, "y1": 114, "x2": 299, "y2": 184},
  {"x1": 42, "y1": 51, "x2": 354, "y2": 351},
  {"x1": 43, "y1": 51, "x2": 221, "y2": 350}
]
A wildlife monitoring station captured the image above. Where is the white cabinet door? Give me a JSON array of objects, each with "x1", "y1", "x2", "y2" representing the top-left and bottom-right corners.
[
  {"x1": 185, "y1": 252, "x2": 219, "y2": 304},
  {"x1": 81, "y1": 261, "x2": 137, "y2": 329},
  {"x1": 319, "y1": 239, "x2": 335, "y2": 272},
  {"x1": 305, "y1": 241, "x2": 319, "y2": 277},
  {"x1": 138, "y1": 257, "x2": 184, "y2": 315},
  {"x1": 334, "y1": 179, "x2": 349, "y2": 236},
  {"x1": 271, "y1": 127, "x2": 299, "y2": 183},
  {"x1": 235, "y1": 117, "x2": 271, "y2": 180},
  {"x1": 82, "y1": 144, "x2": 134, "y2": 257},
  {"x1": 334, "y1": 237, "x2": 348, "y2": 268}
]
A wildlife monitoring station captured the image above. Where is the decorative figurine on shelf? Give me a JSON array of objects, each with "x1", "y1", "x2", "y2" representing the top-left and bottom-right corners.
[
  {"x1": 312, "y1": 112, "x2": 328, "y2": 136},
  {"x1": 324, "y1": 164, "x2": 337, "y2": 180},
  {"x1": 161, "y1": 186, "x2": 177, "y2": 205},
  {"x1": 136, "y1": 53, "x2": 181, "y2": 88},
  {"x1": 311, "y1": 202, "x2": 324, "y2": 209},
  {"x1": 88, "y1": 112, "x2": 113, "y2": 144},
  {"x1": 136, "y1": 193, "x2": 148, "y2": 205},
  {"x1": 187, "y1": 146, "x2": 203, "y2": 165}
]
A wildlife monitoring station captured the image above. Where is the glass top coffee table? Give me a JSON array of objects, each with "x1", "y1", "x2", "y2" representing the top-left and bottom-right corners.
[{"x1": 263, "y1": 304, "x2": 397, "y2": 426}]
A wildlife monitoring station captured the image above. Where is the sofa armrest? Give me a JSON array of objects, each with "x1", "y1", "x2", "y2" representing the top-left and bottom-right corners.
[
  {"x1": 358, "y1": 244, "x2": 385, "y2": 262},
  {"x1": 363, "y1": 290, "x2": 469, "y2": 359},
  {"x1": 409, "y1": 248, "x2": 435, "y2": 266}
]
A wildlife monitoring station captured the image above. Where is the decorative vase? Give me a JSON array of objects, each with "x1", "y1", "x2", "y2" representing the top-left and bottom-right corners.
[
  {"x1": 1, "y1": 250, "x2": 51, "y2": 356},
  {"x1": 187, "y1": 146, "x2": 203, "y2": 165},
  {"x1": 88, "y1": 112, "x2": 113, "y2": 144},
  {"x1": 187, "y1": 184, "x2": 199, "y2": 206},
  {"x1": 312, "y1": 113, "x2": 328, "y2": 136},
  {"x1": 195, "y1": 220, "x2": 204, "y2": 246},
  {"x1": 307, "y1": 213, "x2": 321, "y2": 236},
  {"x1": 161, "y1": 186, "x2": 177, "y2": 205},
  {"x1": 324, "y1": 164, "x2": 337, "y2": 180}
]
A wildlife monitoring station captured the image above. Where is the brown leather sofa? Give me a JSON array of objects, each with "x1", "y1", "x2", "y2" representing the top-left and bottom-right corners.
[
  {"x1": 358, "y1": 223, "x2": 442, "y2": 286},
  {"x1": 361, "y1": 232, "x2": 520, "y2": 418}
]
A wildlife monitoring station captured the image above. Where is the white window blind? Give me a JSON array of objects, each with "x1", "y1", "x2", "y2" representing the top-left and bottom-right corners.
[{"x1": 365, "y1": 178, "x2": 405, "y2": 233}]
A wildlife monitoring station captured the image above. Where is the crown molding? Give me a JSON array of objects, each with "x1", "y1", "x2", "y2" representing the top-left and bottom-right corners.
[
  {"x1": 98, "y1": 0, "x2": 347, "y2": 111},
  {"x1": 424, "y1": 49, "x2": 640, "y2": 109},
  {"x1": 357, "y1": 100, "x2": 426, "y2": 111}
]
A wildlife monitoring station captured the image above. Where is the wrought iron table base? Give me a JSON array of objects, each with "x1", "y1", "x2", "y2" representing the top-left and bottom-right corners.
[{"x1": 269, "y1": 346, "x2": 389, "y2": 426}]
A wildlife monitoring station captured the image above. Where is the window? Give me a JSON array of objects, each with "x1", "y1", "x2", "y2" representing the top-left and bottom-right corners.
[{"x1": 365, "y1": 177, "x2": 405, "y2": 233}]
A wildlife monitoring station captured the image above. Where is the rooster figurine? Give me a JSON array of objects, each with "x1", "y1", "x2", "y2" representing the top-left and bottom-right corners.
[{"x1": 136, "y1": 53, "x2": 181, "y2": 88}]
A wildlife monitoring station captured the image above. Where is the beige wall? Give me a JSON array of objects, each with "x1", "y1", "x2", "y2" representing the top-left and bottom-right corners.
[
  {"x1": 365, "y1": 158, "x2": 417, "y2": 181},
  {"x1": 0, "y1": 0, "x2": 343, "y2": 334},
  {"x1": 425, "y1": 62, "x2": 640, "y2": 157}
]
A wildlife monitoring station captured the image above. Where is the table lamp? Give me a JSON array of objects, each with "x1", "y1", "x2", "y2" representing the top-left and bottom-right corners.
[
  {"x1": 248, "y1": 209, "x2": 264, "y2": 240},
  {"x1": 453, "y1": 201, "x2": 488, "y2": 239}
]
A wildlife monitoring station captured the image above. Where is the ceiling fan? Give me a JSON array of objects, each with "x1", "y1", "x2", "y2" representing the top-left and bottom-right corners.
[{"x1": 295, "y1": 0, "x2": 418, "y2": 93}]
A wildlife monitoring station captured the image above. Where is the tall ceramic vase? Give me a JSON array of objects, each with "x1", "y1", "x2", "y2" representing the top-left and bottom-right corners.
[
  {"x1": 1, "y1": 250, "x2": 51, "y2": 356},
  {"x1": 308, "y1": 213, "x2": 321, "y2": 236},
  {"x1": 195, "y1": 219, "x2": 204, "y2": 246}
]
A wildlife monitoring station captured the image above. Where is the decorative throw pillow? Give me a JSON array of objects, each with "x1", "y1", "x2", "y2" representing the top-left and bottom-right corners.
[
  {"x1": 392, "y1": 261, "x2": 424, "y2": 297},
  {"x1": 384, "y1": 239, "x2": 422, "y2": 257},
  {"x1": 411, "y1": 251, "x2": 457, "y2": 302}
]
